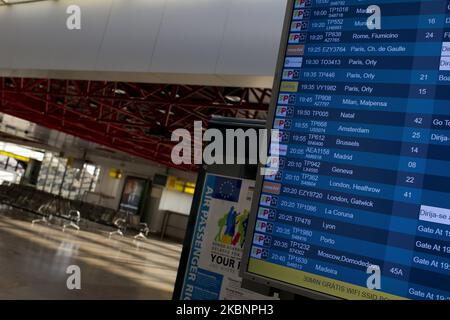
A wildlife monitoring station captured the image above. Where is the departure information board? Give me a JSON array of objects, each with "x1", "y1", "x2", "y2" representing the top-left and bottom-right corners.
[{"x1": 243, "y1": 0, "x2": 450, "y2": 300}]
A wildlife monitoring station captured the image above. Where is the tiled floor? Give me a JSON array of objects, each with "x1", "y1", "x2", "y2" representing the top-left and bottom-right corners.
[{"x1": 0, "y1": 207, "x2": 182, "y2": 300}]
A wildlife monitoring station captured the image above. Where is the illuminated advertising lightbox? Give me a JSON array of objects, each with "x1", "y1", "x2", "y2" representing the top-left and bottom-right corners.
[{"x1": 119, "y1": 176, "x2": 147, "y2": 215}]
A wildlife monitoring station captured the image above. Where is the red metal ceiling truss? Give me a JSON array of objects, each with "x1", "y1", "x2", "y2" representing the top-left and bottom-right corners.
[{"x1": 0, "y1": 77, "x2": 271, "y2": 170}]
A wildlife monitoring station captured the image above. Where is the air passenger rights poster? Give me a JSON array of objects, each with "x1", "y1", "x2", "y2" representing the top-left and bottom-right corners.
[{"x1": 180, "y1": 174, "x2": 275, "y2": 300}]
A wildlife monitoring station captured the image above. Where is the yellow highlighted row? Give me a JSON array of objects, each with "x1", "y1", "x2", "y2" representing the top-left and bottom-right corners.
[{"x1": 248, "y1": 258, "x2": 406, "y2": 300}]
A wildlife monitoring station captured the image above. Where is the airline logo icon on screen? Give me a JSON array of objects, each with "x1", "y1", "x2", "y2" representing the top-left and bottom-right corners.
[
  {"x1": 271, "y1": 142, "x2": 288, "y2": 157},
  {"x1": 287, "y1": 45, "x2": 305, "y2": 56},
  {"x1": 440, "y1": 56, "x2": 450, "y2": 71},
  {"x1": 293, "y1": 9, "x2": 310, "y2": 20},
  {"x1": 274, "y1": 118, "x2": 292, "y2": 130},
  {"x1": 290, "y1": 21, "x2": 309, "y2": 30},
  {"x1": 284, "y1": 57, "x2": 303, "y2": 68},
  {"x1": 295, "y1": 0, "x2": 311, "y2": 9},
  {"x1": 291, "y1": 20, "x2": 307, "y2": 32},
  {"x1": 265, "y1": 156, "x2": 285, "y2": 170},
  {"x1": 257, "y1": 208, "x2": 277, "y2": 220},
  {"x1": 262, "y1": 182, "x2": 282, "y2": 195},
  {"x1": 278, "y1": 131, "x2": 291, "y2": 143},
  {"x1": 280, "y1": 81, "x2": 299, "y2": 92},
  {"x1": 289, "y1": 34, "x2": 303, "y2": 44},
  {"x1": 283, "y1": 69, "x2": 300, "y2": 80},
  {"x1": 251, "y1": 247, "x2": 269, "y2": 260},
  {"x1": 260, "y1": 194, "x2": 278, "y2": 207},
  {"x1": 441, "y1": 42, "x2": 450, "y2": 56},
  {"x1": 276, "y1": 106, "x2": 294, "y2": 118},
  {"x1": 276, "y1": 106, "x2": 288, "y2": 117},
  {"x1": 288, "y1": 31, "x2": 306, "y2": 43},
  {"x1": 253, "y1": 234, "x2": 266, "y2": 246},
  {"x1": 278, "y1": 94, "x2": 296, "y2": 105},
  {"x1": 264, "y1": 169, "x2": 283, "y2": 182},
  {"x1": 255, "y1": 220, "x2": 274, "y2": 233},
  {"x1": 253, "y1": 233, "x2": 272, "y2": 247}
]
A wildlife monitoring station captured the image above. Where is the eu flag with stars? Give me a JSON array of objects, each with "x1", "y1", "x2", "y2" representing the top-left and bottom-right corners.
[{"x1": 212, "y1": 177, "x2": 242, "y2": 202}]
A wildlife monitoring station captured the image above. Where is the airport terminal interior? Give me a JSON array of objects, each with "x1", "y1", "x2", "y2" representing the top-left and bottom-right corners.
[
  {"x1": 0, "y1": 0, "x2": 281, "y2": 300},
  {"x1": 1, "y1": 0, "x2": 450, "y2": 301},
  {"x1": 0, "y1": 115, "x2": 189, "y2": 300}
]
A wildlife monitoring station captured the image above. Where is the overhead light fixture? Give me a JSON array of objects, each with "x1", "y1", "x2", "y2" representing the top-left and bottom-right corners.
[
  {"x1": 114, "y1": 89, "x2": 126, "y2": 95},
  {"x1": 157, "y1": 109, "x2": 175, "y2": 115},
  {"x1": 225, "y1": 95, "x2": 242, "y2": 103}
]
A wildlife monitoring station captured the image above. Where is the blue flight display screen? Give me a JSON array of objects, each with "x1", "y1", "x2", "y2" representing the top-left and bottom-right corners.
[{"x1": 245, "y1": 0, "x2": 450, "y2": 300}]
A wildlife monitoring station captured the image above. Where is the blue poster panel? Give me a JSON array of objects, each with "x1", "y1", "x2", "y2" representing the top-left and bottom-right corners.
[{"x1": 181, "y1": 174, "x2": 276, "y2": 300}]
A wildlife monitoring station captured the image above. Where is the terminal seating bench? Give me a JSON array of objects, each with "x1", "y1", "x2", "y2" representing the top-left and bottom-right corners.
[{"x1": 0, "y1": 183, "x2": 119, "y2": 228}]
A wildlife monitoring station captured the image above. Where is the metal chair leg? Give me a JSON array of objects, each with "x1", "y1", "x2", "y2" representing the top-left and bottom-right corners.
[
  {"x1": 32, "y1": 215, "x2": 52, "y2": 225},
  {"x1": 109, "y1": 229, "x2": 124, "y2": 238},
  {"x1": 134, "y1": 232, "x2": 147, "y2": 240},
  {"x1": 62, "y1": 222, "x2": 80, "y2": 232},
  {"x1": 32, "y1": 217, "x2": 47, "y2": 225}
]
